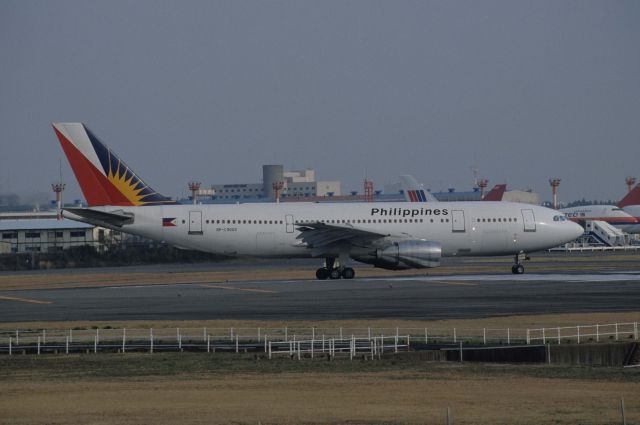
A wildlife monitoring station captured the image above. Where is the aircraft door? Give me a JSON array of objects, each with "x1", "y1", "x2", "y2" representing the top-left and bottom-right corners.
[
  {"x1": 285, "y1": 214, "x2": 295, "y2": 233},
  {"x1": 521, "y1": 209, "x2": 536, "y2": 232},
  {"x1": 451, "y1": 210, "x2": 465, "y2": 232},
  {"x1": 189, "y1": 211, "x2": 203, "y2": 235}
]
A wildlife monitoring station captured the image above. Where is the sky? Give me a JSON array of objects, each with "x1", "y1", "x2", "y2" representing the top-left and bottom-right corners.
[{"x1": 1, "y1": 0, "x2": 639, "y2": 204}]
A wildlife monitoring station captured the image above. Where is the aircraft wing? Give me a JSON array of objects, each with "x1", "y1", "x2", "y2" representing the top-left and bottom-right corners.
[{"x1": 296, "y1": 222, "x2": 388, "y2": 256}]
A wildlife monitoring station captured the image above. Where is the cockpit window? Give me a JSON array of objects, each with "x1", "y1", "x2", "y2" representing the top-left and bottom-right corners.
[{"x1": 553, "y1": 215, "x2": 567, "y2": 221}]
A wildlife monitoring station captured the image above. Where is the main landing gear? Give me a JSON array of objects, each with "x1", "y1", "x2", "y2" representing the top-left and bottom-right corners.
[
  {"x1": 316, "y1": 257, "x2": 355, "y2": 280},
  {"x1": 511, "y1": 252, "x2": 530, "y2": 274}
]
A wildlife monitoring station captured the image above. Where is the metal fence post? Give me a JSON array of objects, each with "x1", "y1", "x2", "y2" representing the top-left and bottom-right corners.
[
  {"x1": 339, "y1": 327, "x2": 343, "y2": 340},
  {"x1": 122, "y1": 328, "x2": 126, "y2": 353},
  {"x1": 207, "y1": 335, "x2": 211, "y2": 353},
  {"x1": 268, "y1": 341, "x2": 272, "y2": 359},
  {"x1": 96, "y1": 328, "x2": 99, "y2": 345},
  {"x1": 526, "y1": 329, "x2": 530, "y2": 345},
  {"x1": 615, "y1": 323, "x2": 619, "y2": 341},
  {"x1": 150, "y1": 328, "x2": 154, "y2": 353},
  {"x1": 42, "y1": 329, "x2": 46, "y2": 345},
  {"x1": 264, "y1": 335, "x2": 268, "y2": 353},
  {"x1": 453, "y1": 328, "x2": 457, "y2": 343},
  {"x1": 297, "y1": 341, "x2": 301, "y2": 360},
  {"x1": 65, "y1": 336, "x2": 69, "y2": 354},
  {"x1": 507, "y1": 328, "x2": 510, "y2": 345},
  {"x1": 37, "y1": 336, "x2": 41, "y2": 355},
  {"x1": 203, "y1": 327, "x2": 207, "y2": 342},
  {"x1": 483, "y1": 328, "x2": 486, "y2": 345},
  {"x1": 94, "y1": 335, "x2": 97, "y2": 353},
  {"x1": 542, "y1": 328, "x2": 546, "y2": 344},
  {"x1": 15, "y1": 330, "x2": 19, "y2": 346},
  {"x1": 235, "y1": 334, "x2": 239, "y2": 353},
  {"x1": 577, "y1": 326, "x2": 580, "y2": 344},
  {"x1": 557, "y1": 327, "x2": 561, "y2": 345},
  {"x1": 634, "y1": 322, "x2": 638, "y2": 340},
  {"x1": 9, "y1": 337, "x2": 12, "y2": 356},
  {"x1": 596, "y1": 324, "x2": 600, "y2": 342},
  {"x1": 425, "y1": 328, "x2": 428, "y2": 344}
]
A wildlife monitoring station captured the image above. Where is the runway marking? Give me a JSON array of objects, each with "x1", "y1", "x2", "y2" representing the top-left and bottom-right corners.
[
  {"x1": 424, "y1": 280, "x2": 478, "y2": 286},
  {"x1": 0, "y1": 295, "x2": 53, "y2": 305},
  {"x1": 201, "y1": 284, "x2": 278, "y2": 294},
  {"x1": 379, "y1": 273, "x2": 640, "y2": 283}
]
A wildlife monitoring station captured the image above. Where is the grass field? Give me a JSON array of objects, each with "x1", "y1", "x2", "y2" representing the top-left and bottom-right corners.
[{"x1": 0, "y1": 353, "x2": 638, "y2": 425}]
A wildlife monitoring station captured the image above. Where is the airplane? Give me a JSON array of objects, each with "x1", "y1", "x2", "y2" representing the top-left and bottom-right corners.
[
  {"x1": 560, "y1": 205, "x2": 638, "y2": 234},
  {"x1": 53, "y1": 123, "x2": 584, "y2": 278},
  {"x1": 617, "y1": 183, "x2": 640, "y2": 233},
  {"x1": 400, "y1": 176, "x2": 506, "y2": 202},
  {"x1": 559, "y1": 185, "x2": 640, "y2": 234},
  {"x1": 399, "y1": 175, "x2": 439, "y2": 202}
]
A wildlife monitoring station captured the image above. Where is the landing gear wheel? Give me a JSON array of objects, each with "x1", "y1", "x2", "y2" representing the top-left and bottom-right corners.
[
  {"x1": 316, "y1": 268, "x2": 330, "y2": 280},
  {"x1": 511, "y1": 264, "x2": 524, "y2": 274},
  {"x1": 329, "y1": 268, "x2": 342, "y2": 280},
  {"x1": 341, "y1": 267, "x2": 355, "y2": 279}
]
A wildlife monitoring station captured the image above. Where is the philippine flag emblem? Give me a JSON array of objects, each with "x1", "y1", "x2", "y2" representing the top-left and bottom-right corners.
[{"x1": 162, "y1": 217, "x2": 177, "y2": 227}]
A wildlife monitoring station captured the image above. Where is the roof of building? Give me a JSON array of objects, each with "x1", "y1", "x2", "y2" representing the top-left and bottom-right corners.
[{"x1": 0, "y1": 219, "x2": 94, "y2": 231}]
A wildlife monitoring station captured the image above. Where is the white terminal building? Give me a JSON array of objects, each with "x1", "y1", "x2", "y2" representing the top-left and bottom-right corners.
[
  {"x1": 197, "y1": 165, "x2": 341, "y2": 202},
  {"x1": 0, "y1": 212, "x2": 121, "y2": 254}
]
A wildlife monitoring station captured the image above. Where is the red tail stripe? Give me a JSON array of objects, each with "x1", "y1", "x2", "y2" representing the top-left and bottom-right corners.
[
  {"x1": 618, "y1": 184, "x2": 640, "y2": 208},
  {"x1": 55, "y1": 127, "x2": 134, "y2": 207}
]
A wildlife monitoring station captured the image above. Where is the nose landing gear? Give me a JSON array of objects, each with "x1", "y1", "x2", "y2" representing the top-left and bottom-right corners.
[{"x1": 511, "y1": 252, "x2": 529, "y2": 274}]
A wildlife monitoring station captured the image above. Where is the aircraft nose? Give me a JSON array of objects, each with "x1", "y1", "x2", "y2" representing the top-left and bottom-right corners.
[{"x1": 567, "y1": 221, "x2": 584, "y2": 240}]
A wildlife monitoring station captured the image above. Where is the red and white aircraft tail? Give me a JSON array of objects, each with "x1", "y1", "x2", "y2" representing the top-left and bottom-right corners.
[
  {"x1": 52, "y1": 123, "x2": 175, "y2": 207},
  {"x1": 618, "y1": 183, "x2": 640, "y2": 208},
  {"x1": 482, "y1": 184, "x2": 507, "y2": 201}
]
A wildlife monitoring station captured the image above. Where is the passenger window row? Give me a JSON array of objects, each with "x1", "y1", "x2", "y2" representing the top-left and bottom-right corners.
[{"x1": 473, "y1": 217, "x2": 518, "y2": 223}]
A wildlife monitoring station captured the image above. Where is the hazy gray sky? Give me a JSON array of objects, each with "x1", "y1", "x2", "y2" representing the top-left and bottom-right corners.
[{"x1": 1, "y1": 0, "x2": 639, "y2": 203}]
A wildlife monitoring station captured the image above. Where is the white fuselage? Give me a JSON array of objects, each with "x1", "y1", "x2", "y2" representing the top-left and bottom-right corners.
[
  {"x1": 86, "y1": 201, "x2": 583, "y2": 259},
  {"x1": 561, "y1": 205, "x2": 640, "y2": 234}
]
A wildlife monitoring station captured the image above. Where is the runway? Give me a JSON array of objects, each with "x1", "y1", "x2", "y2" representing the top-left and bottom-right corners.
[{"x1": 1, "y1": 271, "x2": 640, "y2": 322}]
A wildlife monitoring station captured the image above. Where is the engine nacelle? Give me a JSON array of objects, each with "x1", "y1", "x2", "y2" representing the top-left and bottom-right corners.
[{"x1": 351, "y1": 240, "x2": 442, "y2": 270}]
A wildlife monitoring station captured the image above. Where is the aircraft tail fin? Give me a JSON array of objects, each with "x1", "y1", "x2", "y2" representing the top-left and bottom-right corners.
[
  {"x1": 399, "y1": 175, "x2": 438, "y2": 202},
  {"x1": 618, "y1": 183, "x2": 640, "y2": 208},
  {"x1": 52, "y1": 123, "x2": 176, "y2": 207},
  {"x1": 482, "y1": 184, "x2": 507, "y2": 201}
]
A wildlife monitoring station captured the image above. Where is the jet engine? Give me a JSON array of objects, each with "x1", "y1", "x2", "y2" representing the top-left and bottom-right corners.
[{"x1": 351, "y1": 240, "x2": 442, "y2": 270}]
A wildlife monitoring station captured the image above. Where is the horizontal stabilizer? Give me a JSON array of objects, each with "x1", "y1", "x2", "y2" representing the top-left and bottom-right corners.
[{"x1": 63, "y1": 208, "x2": 134, "y2": 228}]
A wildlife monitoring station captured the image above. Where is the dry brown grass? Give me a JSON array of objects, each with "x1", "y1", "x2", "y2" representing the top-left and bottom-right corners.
[
  {"x1": 1, "y1": 311, "x2": 638, "y2": 334},
  {"x1": 0, "y1": 369, "x2": 637, "y2": 425}
]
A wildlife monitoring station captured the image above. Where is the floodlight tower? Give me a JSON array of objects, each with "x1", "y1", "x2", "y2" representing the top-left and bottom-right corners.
[
  {"x1": 188, "y1": 181, "x2": 201, "y2": 204},
  {"x1": 272, "y1": 181, "x2": 284, "y2": 203},
  {"x1": 51, "y1": 183, "x2": 65, "y2": 220},
  {"x1": 625, "y1": 177, "x2": 637, "y2": 193},
  {"x1": 477, "y1": 178, "x2": 489, "y2": 199},
  {"x1": 364, "y1": 179, "x2": 374, "y2": 202},
  {"x1": 549, "y1": 178, "x2": 561, "y2": 209}
]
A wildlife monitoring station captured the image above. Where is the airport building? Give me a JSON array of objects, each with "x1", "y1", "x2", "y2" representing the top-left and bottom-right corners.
[
  {"x1": 193, "y1": 165, "x2": 341, "y2": 202},
  {"x1": 0, "y1": 212, "x2": 121, "y2": 254}
]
